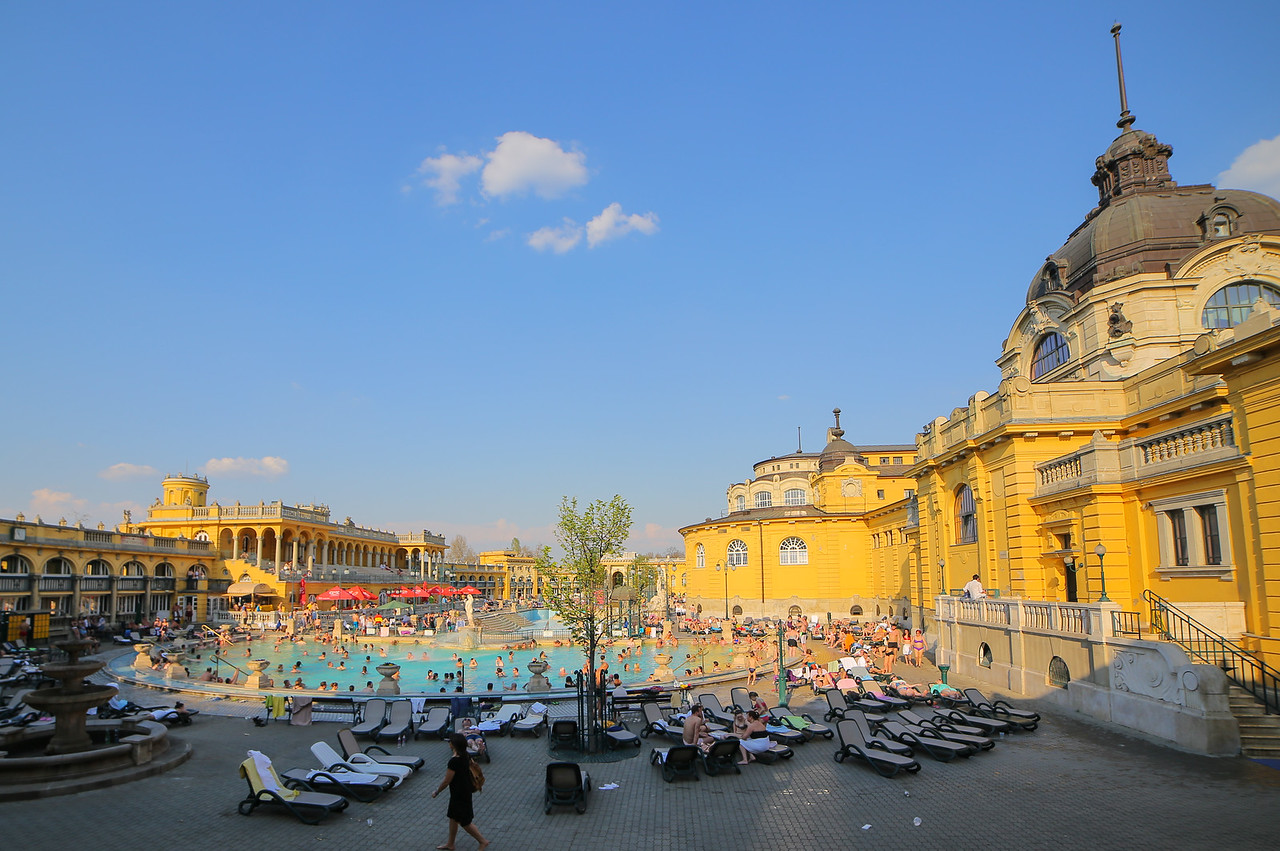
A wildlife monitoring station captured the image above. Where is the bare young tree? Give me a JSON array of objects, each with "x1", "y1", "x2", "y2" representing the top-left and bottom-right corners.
[{"x1": 447, "y1": 534, "x2": 476, "y2": 563}]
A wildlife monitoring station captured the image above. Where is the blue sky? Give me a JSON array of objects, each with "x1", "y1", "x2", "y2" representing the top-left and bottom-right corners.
[{"x1": 3, "y1": 2, "x2": 1279, "y2": 554}]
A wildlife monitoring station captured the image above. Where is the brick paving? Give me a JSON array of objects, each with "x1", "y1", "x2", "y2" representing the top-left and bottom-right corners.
[{"x1": 6, "y1": 665, "x2": 1278, "y2": 851}]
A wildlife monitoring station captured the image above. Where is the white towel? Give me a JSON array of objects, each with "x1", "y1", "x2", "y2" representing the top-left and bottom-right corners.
[
  {"x1": 410, "y1": 697, "x2": 426, "y2": 713},
  {"x1": 530, "y1": 702, "x2": 548, "y2": 714},
  {"x1": 248, "y1": 750, "x2": 279, "y2": 793},
  {"x1": 476, "y1": 720, "x2": 502, "y2": 732}
]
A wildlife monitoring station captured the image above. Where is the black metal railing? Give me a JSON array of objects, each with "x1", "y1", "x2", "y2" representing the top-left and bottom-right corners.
[
  {"x1": 1111, "y1": 610, "x2": 1143, "y2": 637},
  {"x1": 1144, "y1": 589, "x2": 1280, "y2": 715}
]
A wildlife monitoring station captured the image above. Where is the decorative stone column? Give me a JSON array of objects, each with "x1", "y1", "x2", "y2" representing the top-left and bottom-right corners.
[
  {"x1": 162, "y1": 652, "x2": 187, "y2": 680},
  {"x1": 245, "y1": 659, "x2": 273, "y2": 689},
  {"x1": 652, "y1": 653, "x2": 674, "y2": 681},
  {"x1": 133, "y1": 643, "x2": 155, "y2": 670},
  {"x1": 375, "y1": 663, "x2": 401, "y2": 695},
  {"x1": 525, "y1": 659, "x2": 551, "y2": 692}
]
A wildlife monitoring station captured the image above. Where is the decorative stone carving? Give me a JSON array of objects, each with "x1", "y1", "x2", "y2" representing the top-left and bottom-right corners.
[
  {"x1": 1107, "y1": 302, "x2": 1133, "y2": 337},
  {"x1": 1111, "y1": 648, "x2": 1182, "y2": 705},
  {"x1": 841, "y1": 478, "x2": 863, "y2": 498}
]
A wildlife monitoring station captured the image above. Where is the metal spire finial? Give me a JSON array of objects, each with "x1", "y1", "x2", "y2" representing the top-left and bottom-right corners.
[{"x1": 1111, "y1": 23, "x2": 1135, "y2": 131}]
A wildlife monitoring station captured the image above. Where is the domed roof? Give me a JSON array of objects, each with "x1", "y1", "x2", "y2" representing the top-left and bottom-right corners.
[
  {"x1": 1027, "y1": 25, "x2": 1280, "y2": 302},
  {"x1": 1027, "y1": 127, "x2": 1280, "y2": 301},
  {"x1": 819, "y1": 408, "x2": 861, "y2": 473}
]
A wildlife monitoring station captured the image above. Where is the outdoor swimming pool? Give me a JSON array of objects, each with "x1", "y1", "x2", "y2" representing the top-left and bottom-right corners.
[{"x1": 190, "y1": 635, "x2": 751, "y2": 693}]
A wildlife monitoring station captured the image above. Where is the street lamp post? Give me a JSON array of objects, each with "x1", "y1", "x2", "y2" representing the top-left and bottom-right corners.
[
  {"x1": 715, "y1": 562, "x2": 736, "y2": 620},
  {"x1": 937, "y1": 558, "x2": 945, "y2": 598},
  {"x1": 1095, "y1": 544, "x2": 1110, "y2": 603}
]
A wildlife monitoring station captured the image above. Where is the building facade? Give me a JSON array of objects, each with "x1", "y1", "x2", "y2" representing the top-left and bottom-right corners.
[
  {"x1": 2, "y1": 473, "x2": 448, "y2": 626},
  {"x1": 680, "y1": 411, "x2": 917, "y2": 620}
]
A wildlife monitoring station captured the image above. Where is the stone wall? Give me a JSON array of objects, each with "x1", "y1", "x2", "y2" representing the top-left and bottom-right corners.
[{"x1": 934, "y1": 595, "x2": 1240, "y2": 755}]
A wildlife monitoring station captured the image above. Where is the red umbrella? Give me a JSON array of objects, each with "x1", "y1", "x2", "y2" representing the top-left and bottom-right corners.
[
  {"x1": 348, "y1": 586, "x2": 377, "y2": 601},
  {"x1": 440, "y1": 586, "x2": 460, "y2": 597},
  {"x1": 315, "y1": 587, "x2": 356, "y2": 601},
  {"x1": 458, "y1": 585, "x2": 482, "y2": 595}
]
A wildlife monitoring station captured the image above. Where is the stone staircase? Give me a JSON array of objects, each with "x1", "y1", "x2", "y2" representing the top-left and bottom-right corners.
[
  {"x1": 1227, "y1": 685, "x2": 1280, "y2": 758},
  {"x1": 474, "y1": 611, "x2": 535, "y2": 633}
]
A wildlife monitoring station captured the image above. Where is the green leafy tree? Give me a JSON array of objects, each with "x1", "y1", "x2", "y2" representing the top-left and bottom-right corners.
[
  {"x1": 536, "y1": 495, "x2": 632, "y2": 748},
  {"x1": 626, "y1": 553, "x2": 660, "y2": 598}
]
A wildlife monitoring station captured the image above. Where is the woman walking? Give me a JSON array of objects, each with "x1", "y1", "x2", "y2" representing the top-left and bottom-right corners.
[{"x1": 431, "y1": 733, "x2": 488, "y2": 850}]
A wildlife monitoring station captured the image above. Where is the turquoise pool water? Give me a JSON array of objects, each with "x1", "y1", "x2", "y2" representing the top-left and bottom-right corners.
[{"x1": 193, "y1": 636, "x2": 747, "y2": 692}]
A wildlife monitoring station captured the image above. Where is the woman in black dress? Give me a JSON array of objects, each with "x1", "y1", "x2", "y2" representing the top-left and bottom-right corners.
[{"x1": 431, "y1": 733, "x2": 488, "y2": 850}]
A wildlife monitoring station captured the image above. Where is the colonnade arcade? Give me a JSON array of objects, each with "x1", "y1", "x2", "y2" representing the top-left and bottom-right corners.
[{"x1": 214, "y1": 526, "x2": 442, "y2": 576}]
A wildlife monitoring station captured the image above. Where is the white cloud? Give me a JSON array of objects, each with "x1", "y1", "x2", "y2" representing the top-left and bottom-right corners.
[
  {"x1": 99, "y1": 462, "x2": 159, "y2": 481},
  {"x1": 585, "y1": 202, "x2": 659, "y2": 248},
  {"x1": 482, "y1": 131, "x2": 588, "y2": 200},
  {"x1": 418, "y1": 151, "x2": 483, "y2": 205},
  {"x1": 202, "y1": 456, "x2": 290, "y2": 478},
  {"x1": 30, "y1": 488, "x2": 86, "y2": 516},
  {"x1": 527, "y1": 219, "x2": 583, "y2": 254},
  {"x1": 1218, "y1": 134, "x2": 1280, "y2": 198},
  {"x1": 485, "y1": 228, "x2": 511, "y2": 242}
]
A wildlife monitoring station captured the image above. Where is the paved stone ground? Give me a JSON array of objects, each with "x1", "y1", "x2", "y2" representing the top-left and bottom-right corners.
[{"x1": 7, "y1": 663, "x2": 1278, "y2": 850}]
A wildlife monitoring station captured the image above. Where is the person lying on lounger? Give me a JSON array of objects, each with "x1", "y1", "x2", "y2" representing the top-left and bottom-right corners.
[
  {"x1": 458, "y1": 717, "x2": 487, "y2": 756},
  {"x1": 886, "y1": 677, "x2": 929, "y2": 699},
  {"x1": 929, "y1": 682, "x2": 963, "y2": 700}
]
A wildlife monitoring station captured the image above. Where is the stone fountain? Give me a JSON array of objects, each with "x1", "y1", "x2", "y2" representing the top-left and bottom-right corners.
[
  {"x1": 21, "y1": 639, "x2": 117, "y2": 755},
  {"x1": 0, "y1": 639, "x2": 191, "y2": 800}
]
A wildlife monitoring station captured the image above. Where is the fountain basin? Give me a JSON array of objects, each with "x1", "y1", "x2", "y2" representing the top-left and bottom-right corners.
[
  {"x1": 0, "y1": 719, "x2": 185, "y2": 801},
  {"x1": 23, "y1": 685, "x2": 118, "y2": 754}
]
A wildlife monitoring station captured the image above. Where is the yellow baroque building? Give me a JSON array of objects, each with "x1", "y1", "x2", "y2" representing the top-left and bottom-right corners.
[
  {"x1": 912, "y1": 107, "x2": 1280, "y2": 668},
  {"x1": 679, "y1": 411, "x2": 918, "y2": 621},
  {"x1": 1, "y1": 473, "x2": 447, "y2": 627},
  {"x1": 681, "y1": 36, "x2": 1280, "y2": 701}
]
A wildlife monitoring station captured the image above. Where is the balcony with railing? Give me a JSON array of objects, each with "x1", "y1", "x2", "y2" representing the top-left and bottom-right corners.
[
  {"x1": 937, "y1": 595, "x2": 1109, "y2": 638},
  {"x1": 1134, "y1": 415, "x2": 1237, "y2": 477}
]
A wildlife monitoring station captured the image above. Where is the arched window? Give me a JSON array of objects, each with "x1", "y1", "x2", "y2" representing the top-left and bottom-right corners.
[
  {"x1": 778, "y1": 537, "x2": 808, "y2": 565},
  {"x1": 85, "y1": 559, "x2": 111, "y2": 576},
  {"x1": 1202, "y1": 280, "x2": 1280, "y2": 329},
  {"x1": 1211, "y1": 213, "x2": 1231, "y2": 238},
  {"x1": 726, "y1": 540, "x2": 748, "y2": 567},
  {"x1": 194, "y1": 531, "x2": 210, "y2": 542},
  {"x1": 695, "y1": 543, "x2": 705, "y2": 569},
  {"x1": 155, "y1": 562, "x2": 174, "y2": 578},
  {"x1": 121, "y1": 561, "x2": 145, "y2": 577},
  {"x1": 754, "y1": 492, "x2": 772, "y2": 509},
  {"x1": 735, "y1": 495, "x2": 746, "y2": 512},
  {"x1": 784, "y1": 488, "x2": 806, "y2": 506},
  {"x1": 955, "y1": 485, "x2": 977, "y2": 544},
  {"x1": 2, "y1": 555, "x2": 33, "y2": 574},
  {"x1": 1031, "y1": 332, "x2": 1070, "y2": 379}
]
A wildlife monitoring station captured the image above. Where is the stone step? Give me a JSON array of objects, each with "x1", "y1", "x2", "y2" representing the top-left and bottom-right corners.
[{"x1": 1242, "y1": 745, "x2": 1280, "y2": 758}]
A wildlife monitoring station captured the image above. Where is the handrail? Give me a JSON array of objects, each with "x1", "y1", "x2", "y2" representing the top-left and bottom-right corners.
[{"x1": 1144, "y1": 589, "x2": 1280, "y2": 715}]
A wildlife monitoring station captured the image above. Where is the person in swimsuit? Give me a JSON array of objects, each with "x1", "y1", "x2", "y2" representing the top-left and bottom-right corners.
[{"x1": 912, "y1": 629, "x2": 926, "y2": 667}]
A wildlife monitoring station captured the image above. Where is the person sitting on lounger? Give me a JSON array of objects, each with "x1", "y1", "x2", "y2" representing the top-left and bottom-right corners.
[
  {"x1": 735, "y1": 711, "x2": 773, "y2": 764},
  {"x1": 682, "y1": 704, "x2": 714, "y2": 752}
]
